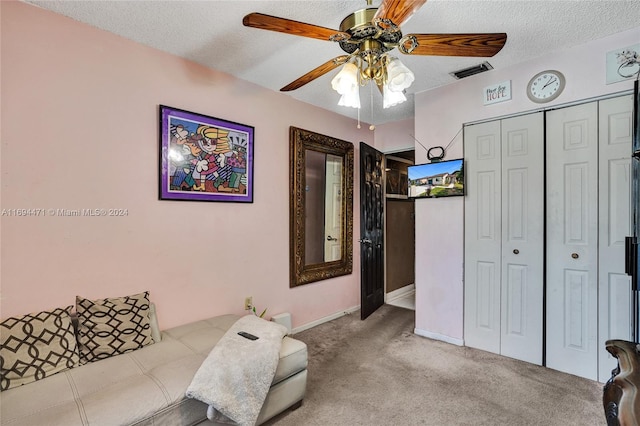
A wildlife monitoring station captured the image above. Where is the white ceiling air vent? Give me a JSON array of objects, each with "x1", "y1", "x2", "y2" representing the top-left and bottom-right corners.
[{"x1": 450, "y1": 61, "x2": 493, "y2": 79}]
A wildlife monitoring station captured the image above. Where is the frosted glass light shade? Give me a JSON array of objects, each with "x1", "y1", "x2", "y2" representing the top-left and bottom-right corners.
[
  {"x1": 386, "y1": 58, "x2": 415, "y2": 92},
  {"x1": 383, "y1": 83, "x2": 407, "y2": 108},
  {"x1": 338, "y1": 91, "x2": 361, "y2": 108},
  {"x1": 331, "y1": 63, "x2": 360, "y2": 109}
]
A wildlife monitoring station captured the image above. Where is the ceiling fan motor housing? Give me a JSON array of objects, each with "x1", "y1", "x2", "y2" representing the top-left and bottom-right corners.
[{"x1": 337, "y1": 8, "x2": 402, "y2": 55}]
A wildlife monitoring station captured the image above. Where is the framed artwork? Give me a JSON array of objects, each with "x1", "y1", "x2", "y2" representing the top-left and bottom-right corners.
[
  {"x1": 606, "y1": 44, "x2": 640, "y2": 84},
  {"x1": 159, "y1": 105, "x2": 254, "y2": 203}
]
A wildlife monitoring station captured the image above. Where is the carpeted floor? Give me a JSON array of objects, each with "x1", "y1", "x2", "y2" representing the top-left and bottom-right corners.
[{"x1": 265, "y1": 304, "x2": 605, "y2": 425}]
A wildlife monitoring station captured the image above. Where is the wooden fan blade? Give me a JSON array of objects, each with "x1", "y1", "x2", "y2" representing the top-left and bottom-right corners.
[
  {"x1": 374, "y1": 0, "x2": 427, "y2": 27},
  {"x1": 401, "y1": 33, "x2": 507, "y2": 57},
  {"x1": 281, "y1": 56, "x2": 350, "y2": 92},
  {"x1": 243, "y1": 13, "x2": 349, "y2": 42}
]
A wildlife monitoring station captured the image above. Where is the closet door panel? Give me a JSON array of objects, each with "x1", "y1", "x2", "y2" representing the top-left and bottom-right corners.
[
  {"x1": 500, "y1": 112, "x2": 544, "y2": 365},
  {"x1": 464, "y1": 120, "x2": 502, "y2": 353},
  {"x1": 546, "y1": 102, "x2": 598, "y2": 380},
  {"x1": 598, "y1": 95, "x2": 633, "y2": 382}
]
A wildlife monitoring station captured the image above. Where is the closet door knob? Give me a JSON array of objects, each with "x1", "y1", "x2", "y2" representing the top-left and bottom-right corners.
[
  {"x1": 513, "y1": 249, "x2": 519, "y2": 255},
  {"x1": 571, "y1": 253, "x2": 579, "y2": 259}
]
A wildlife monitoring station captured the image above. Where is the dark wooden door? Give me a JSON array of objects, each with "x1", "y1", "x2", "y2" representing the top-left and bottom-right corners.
[{"x1": 360, "y1": 142, "x2": 385, "y2": 320}]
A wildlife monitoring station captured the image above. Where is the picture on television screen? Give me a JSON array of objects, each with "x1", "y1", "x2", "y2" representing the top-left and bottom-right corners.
[{"x1": 408, "y1": 158, "x2": 464, "y2": 198}]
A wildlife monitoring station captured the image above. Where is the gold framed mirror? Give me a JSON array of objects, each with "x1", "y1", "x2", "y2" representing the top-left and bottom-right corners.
[{"x1": 290, "y1": 126, "x2": 354, "y2": 287}]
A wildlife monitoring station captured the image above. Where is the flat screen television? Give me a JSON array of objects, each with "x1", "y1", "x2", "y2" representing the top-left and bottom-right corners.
[{"x1": 408, "y1": 158, "x2": 464, "y2": 198}]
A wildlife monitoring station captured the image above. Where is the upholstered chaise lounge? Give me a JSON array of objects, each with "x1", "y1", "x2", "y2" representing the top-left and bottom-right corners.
[{"x1": 1, "y1": 295, "x2": 307, "y2": 426}]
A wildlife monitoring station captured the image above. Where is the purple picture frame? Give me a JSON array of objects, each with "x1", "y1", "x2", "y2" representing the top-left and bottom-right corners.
[{"x1": 159, "y1": 105, "x2": 254, "y2": 203}]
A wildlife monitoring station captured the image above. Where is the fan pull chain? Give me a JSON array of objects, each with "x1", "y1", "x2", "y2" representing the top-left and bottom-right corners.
[
  {"x1": 353, "y1": 64, "x2": 360, "y2": 129},
  {"x1": 369, "y1": 84, "x2": 375, "y2": 131}
]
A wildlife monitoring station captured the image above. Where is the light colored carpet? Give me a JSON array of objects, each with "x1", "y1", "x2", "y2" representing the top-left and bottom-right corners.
[{"x1": 266, "y1": 304, "x2": 604, "y2": 425}]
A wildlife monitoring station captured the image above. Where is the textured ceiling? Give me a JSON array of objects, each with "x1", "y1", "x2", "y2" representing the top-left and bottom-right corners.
[{"x1": 24, "y1": 0, "x2": 640, "y2": 125}]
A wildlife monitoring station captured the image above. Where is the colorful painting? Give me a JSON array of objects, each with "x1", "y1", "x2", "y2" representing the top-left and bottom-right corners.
[{"x1": 159, "y1": 105, "x2": 254, "y2": 203}]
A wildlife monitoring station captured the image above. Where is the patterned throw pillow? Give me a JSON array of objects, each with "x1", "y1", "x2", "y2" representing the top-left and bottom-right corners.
[
  {"x1": 76, "y1": 291, "x2": 153, "y2": 363},
  {"x1": 0, "y1": 306, "x2": 80, "y2": 391}
]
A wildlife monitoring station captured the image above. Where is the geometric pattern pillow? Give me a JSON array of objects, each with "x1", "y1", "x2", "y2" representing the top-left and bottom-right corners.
[
  {"x1": 76, "y1": 291, "x2": 153, "y2": 363},
  {"x1": 0, "y1": 306, "x2": 80, "y2": 391}
]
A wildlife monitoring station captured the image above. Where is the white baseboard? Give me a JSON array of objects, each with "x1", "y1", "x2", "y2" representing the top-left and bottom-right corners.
[
  {"x1": 414, "y1": 328, "x2": 464, "y2": 346},
  {"x1": 291, "y1": 305, "x2": 360, "y2": 334},
  {"x1": 385, "y1": 284, "x2": 415, "y2": 303}
]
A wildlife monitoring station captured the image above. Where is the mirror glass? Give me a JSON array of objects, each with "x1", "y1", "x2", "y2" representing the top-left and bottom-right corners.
[
  {"x1": 290, "y1": 127, "x2": 353, "y2": 287},
  {"x1": 304, "y1": 151, "x2": 342, "y2": 264}
]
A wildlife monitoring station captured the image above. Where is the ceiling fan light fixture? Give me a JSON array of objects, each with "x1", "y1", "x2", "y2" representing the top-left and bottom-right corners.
[
  {"x1": 332, "y1": 62, "x2": 361, "y2": 108},
  {"x1": 386, "y1": 57, "x2": 414, "y2": 92},
  {"x1": 243, "y1": 5, "x2": 508, "y2": 113},
  {"x1": 337, "y1": 90, "x2": 361, "y2": 109},
  {"x1": 382, "y1": 83, "x2": 407, "y2": 109}
]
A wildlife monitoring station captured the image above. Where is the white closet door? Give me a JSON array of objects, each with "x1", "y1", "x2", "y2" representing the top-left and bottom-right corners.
[
  {"x1": 598, "y1": 95, "x2": 633, "y2": 382},
  {"x1": 464, "y1": 120, "x2": 502, "y2": 353},
  {"x1": 500, "y1": 113, "x2": 544, "y2": 365},
  {"x1": 546, "y1": 102, "x2": 599, "y2": 380}
]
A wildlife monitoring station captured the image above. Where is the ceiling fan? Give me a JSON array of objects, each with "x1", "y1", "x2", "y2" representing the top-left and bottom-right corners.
[{"x1": 243, "y1": 0, "x2": 507, "y2": 108}]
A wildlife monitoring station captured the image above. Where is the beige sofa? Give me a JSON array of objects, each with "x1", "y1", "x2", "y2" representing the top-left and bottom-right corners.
[{"x1": 0, "y1": 313, "x2": 308, "y2": 425}]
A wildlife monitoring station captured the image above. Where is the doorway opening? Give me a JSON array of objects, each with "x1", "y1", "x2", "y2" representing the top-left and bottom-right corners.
[{"x1": 384, "y1": 150, "x2": 415, "y2": 311}]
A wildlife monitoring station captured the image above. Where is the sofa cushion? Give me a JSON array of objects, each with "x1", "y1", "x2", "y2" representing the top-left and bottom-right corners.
[
  {"x1": 69, "y1": 302, "x2": 162, "y2": 344},
  {"x1": 76, "y1": 291, "x2": 153, "y2": 363},
  {"x1": 0, "y1": 306, "x2": 79, "y2": 391}
]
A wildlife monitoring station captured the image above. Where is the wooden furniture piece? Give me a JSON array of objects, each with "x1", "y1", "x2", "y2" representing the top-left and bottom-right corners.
[{"x1": 604, "y1": 339, "x2": 640, "y2": 425}]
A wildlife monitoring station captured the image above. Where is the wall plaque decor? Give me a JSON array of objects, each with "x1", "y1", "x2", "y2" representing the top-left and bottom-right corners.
[
  {"x1": 606, "y1": 44, "x2": 640, "y2": 84},
  {"x1": 483, "y1": 80, "x2": 512, "y2": 105}
]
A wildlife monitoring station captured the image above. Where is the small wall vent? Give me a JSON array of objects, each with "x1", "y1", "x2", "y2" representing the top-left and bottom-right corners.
[{"x1": 450, "y1": 61, "x2": 493, "y2": 79}]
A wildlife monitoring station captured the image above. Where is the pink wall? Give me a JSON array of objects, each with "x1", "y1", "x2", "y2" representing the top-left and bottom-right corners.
[
  {"x1": 0, "y1": 1, "x2": 374, "y2": 329},
  {"x1": 413, "y1": 26, "x2": 640, "y2": 343},
  {"x1": 374, "y1": 118, "x2": 415, "y2": 153}
]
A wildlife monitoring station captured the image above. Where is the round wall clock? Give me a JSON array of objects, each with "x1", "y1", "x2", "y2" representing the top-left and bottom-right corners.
[{"x1": 526, "y1": 70, "x2": 566, "y2": 103}]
